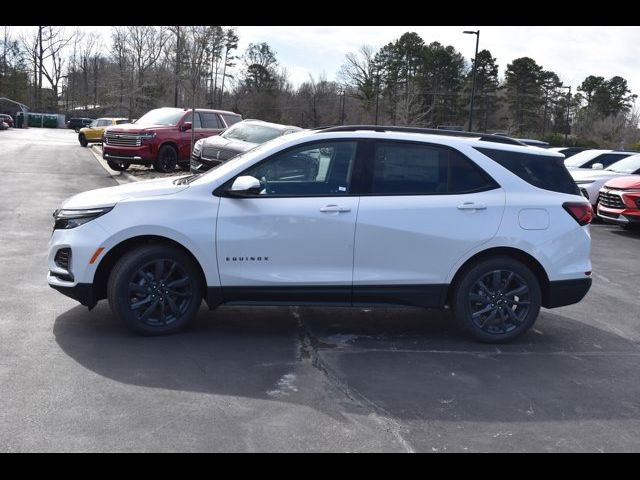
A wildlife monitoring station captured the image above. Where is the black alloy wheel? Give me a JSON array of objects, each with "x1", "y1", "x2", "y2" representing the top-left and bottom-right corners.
[
  {"x1": 127, "y1": 259, "x2": 193, "y2": 328},
  {"x1": 468, "y1": 270, "x2": 531, "y2": 336},
  {"x1": 108, "y1": 244, "x2": 203, "y2": 335},
  {"x1": 154, "y1": 145, "x2": 178, "y2": 172},
  {"x1": 452, "y1": 256, "x2": 541, "y2": 343}
]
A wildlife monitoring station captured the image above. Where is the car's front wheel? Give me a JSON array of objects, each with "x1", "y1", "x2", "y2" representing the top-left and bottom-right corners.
[
  {"x1": 451, "y1": 256, "x2": 541, "y2": 343},
  {"x1": 107, "y1": 244, "x2": 203, "y2": 335},
  {"x1": 153, "y1": 145, "x2": 178, "y2": 173},
  {"x1": 78, "y1": 134, "x2": 88, "y2": 147}
]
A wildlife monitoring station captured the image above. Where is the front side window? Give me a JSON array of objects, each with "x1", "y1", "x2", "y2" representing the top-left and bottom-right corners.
[
  {"x1": 241, "y1": 141, "x2": 357, "y2": 196},
  {"x1": 183, "y1": 112, "x2": 202, "y2": 129},
  {"x1": 586, "y1": 152, "x2": 633, "y2": 169},
  {"x1": 371, "y1": 142, "x2": 496, "y2": 195}
]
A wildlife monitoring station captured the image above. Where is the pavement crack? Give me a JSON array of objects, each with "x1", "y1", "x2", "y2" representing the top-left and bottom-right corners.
[{"x1": 292, "y1": 307, "x2": 415, "y2": 453}]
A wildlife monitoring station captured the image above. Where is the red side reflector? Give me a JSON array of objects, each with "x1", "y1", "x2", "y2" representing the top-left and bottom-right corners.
[
  {"x1": 563, "y1": 202, "x2": 593, "y2": 226},
  {"x1": 89, "y1": 247, "x2": 105, "y2": 265}
]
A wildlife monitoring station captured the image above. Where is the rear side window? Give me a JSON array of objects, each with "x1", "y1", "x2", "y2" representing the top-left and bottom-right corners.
[
  {"x1": 201, "y1": 112, "x2": 224, "y2": 129},
  {"x1": 475, "y1": 147, "x2": 580, "y2": 195},
  {"x1": 371, "y1": 142, "x2": 497, "y2": 195}
]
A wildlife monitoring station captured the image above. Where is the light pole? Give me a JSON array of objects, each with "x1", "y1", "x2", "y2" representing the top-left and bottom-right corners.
[
  {"x1": 560, "y1": 85, "x2": 571, "y2": 146},
  {"x1": 463, "y1": 30, "x2": 480, "y2": 132}
]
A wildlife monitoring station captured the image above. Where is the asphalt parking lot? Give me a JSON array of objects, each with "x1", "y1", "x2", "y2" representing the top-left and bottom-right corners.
[{"x1": 1, "y1": 127, "x2": 640, "y2": 452}]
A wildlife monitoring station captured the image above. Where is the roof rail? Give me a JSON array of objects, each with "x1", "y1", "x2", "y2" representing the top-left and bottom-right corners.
[{"x1": 316, "y1": 125, "x2": 527, "y2": 146}]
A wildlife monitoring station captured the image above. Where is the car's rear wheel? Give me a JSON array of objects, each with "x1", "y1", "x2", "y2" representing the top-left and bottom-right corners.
[
  {"x1": 451, "y1": 256, "x2": 541, "y2": 343},
  {"x1": 107, "y1": 160, "x2": 129, "y2": 172},
  {"x1": 78, "y1": 134, "x2": 88, "y2": 147},
  {"x1": 107, "y1": 244, "x2": 203, "y2": 335},
  {"x1": 153, "y1": 145, "x2": 178, "y2": 173}
]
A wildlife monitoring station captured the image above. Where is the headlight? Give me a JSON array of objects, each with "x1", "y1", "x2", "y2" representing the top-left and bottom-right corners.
[
  {"x1": 53, "y1": 207, "x2": 113, "y2": 230},
  {"x1": 139, "y1": 132, "x2": 157, "y2": 143},
  {"x1": 193, "y1": 139, "x2": 204, "y2": 156}
]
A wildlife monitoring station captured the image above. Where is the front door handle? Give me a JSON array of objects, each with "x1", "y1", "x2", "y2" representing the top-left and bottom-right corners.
[
  {"x1": 457, "y1": 202, "x2": 487, "y2": 210},
  {"x1": 320, "y1": 205, "x2": 351, "y2": 213}
]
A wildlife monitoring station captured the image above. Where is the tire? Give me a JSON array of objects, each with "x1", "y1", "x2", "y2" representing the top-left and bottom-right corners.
[
  {"x1": 153, "y1": 145, "x2": 178, "y2": 173},
  {"x1": 78, "y1": 134, "x2": 88, "y2": 147},
  {"x1": 107, "y1": 160, "x2": 129, "y2": 171},
  {"x1": 107, "y1": 244, "x2": 204, "y2": 335},
  {"x1": 451, "y1": 256, "x2": 541, "y2": 343},
  {"x1": 178, "y1": 162, "x2": 191, "y2": 172}
]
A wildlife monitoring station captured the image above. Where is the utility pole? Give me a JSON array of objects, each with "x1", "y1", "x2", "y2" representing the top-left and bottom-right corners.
[
  {"x1": 463, "y1": 30, "x2": 480, "y2": 132},
  {"x1": 561, "y1": 85, "x2": 571, "y2": 146},
  {"x1": 340, "y1": 90, "x2": 345, "y2": 125},
  {"x1": 174, "y1": 26, "x2": 180, "y2": 108}
]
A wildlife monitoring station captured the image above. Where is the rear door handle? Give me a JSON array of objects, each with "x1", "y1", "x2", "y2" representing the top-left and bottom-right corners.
[
  {"x1": 320, "y1": 205, "x2": 351, "y2": 213},
  {"x1": 457, "y1": 202, "x2": 487, "y2": 210}
]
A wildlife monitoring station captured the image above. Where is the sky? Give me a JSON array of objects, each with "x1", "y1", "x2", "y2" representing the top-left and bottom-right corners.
[{"x1": 8, "y1": 26, "x2": 640, "y2": 97}]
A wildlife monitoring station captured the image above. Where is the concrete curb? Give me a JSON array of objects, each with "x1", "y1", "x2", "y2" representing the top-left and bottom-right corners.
[{"x1": 89, "y1": 144, "x2": 140, "y2": 184}]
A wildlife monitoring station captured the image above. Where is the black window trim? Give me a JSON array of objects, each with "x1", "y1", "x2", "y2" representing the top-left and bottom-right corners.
[
  {"x1": 358, "y1": 139, "x2": 501, "y2": 197},
  {"x1": 213, "y1": 138, "x2": 364, "y2": 198}
]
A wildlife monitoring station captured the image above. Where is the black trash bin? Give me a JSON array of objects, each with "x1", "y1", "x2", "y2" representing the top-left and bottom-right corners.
[{"x1": 16, "y1": 112, "x2": 23, "y2": 128}]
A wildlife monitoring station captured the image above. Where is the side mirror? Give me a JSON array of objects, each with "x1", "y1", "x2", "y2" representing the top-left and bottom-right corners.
[
  {"x1": 226, "y1": 176, "x2": 261, "y2": 197},
  {"x1": 592, "y1": 163, "x2": 604, "y2": 170},
  {"x1": 181, "y1": 122, "x2": 192, "y2": 132}
]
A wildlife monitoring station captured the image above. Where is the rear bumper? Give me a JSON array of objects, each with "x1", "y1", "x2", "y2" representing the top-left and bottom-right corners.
[{"x1": 543, "y1": 278, "x2": 592, "y2": 308}]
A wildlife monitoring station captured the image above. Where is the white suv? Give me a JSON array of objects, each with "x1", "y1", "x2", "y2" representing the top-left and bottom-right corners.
[{"x1": 48, "y1": 126, "x2": 593, "y2": 342}]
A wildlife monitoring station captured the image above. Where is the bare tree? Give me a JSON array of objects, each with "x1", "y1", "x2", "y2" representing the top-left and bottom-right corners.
[
  {"x1": 338, "y1": 45, "x2": 378, "y2": 114},
  {"x1": 125, "y1": 25, "x2": 169, "y2": 116},
  {"x1": 39, "y1": 26, "x2": 75, "y2": 108}
]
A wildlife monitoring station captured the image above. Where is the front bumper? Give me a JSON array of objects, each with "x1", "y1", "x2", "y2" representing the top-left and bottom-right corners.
[
  {"x1": 597, "y1": 205, "x2": 640, "y2": 225},
  {"x1": 103, "y1": 145, "x2": 154, "y2": 165},
  {"x1": 543, "y1": 278, "x2": 592, "y2": 308},
  {"x1": 48, "y1": 275, "x2": 96, "y2": 308},
  {"x1": 190, "y1": 154, "x2": 223, "y2": 174}
]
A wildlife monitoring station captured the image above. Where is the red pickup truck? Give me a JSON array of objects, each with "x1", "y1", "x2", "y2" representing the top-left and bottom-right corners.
[{"x1": 102, "y1": 107, "x2": 242, "y2": 172}]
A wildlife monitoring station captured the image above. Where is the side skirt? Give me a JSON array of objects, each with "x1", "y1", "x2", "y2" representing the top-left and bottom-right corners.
[{"x1": 206, "y1": 284, "x2": 449, "y2": 309}]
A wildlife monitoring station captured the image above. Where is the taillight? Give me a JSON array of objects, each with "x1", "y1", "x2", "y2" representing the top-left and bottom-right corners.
[{"x1": 563, "y1": 202, "x2": 593, "y2": 226}]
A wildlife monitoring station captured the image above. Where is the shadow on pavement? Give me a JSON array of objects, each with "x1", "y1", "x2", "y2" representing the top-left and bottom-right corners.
[{"x1": 54, "y1": 302, "x2": 640, "y2": 424}]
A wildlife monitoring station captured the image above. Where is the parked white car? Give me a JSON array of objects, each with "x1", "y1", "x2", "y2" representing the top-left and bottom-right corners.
[
  {"x1": 571, "y1": 154, "x2": 640, "y2": 207},
  {"x1": 564, "y1": 149, "x2": 636, "y2": 170},
  {"x1": 48, "y1": 126, "x2": 592, "y2": 343}
]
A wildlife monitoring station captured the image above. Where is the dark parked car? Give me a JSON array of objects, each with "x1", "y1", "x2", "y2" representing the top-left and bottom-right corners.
[
  {"x1": 0, "y1": 114, "x2": 14, "y2": 127},
  {"x1": 190, "y1": 119, "x2": 303, "y2": 173},
  {"x1": 66, "y1": 117, "x2": 94, "y2": 132},
  {"x1": 549, "y1": 147, "x2": 588, "y2": 159}
]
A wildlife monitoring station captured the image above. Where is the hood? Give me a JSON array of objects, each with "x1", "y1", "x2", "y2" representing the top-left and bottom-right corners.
[
  {"x1": 201, "y1": 134, "x2": 256, "y2": 152},
  {"x1": 106, "y1": 123, "x2": 176, "y2": 133},
  {"x1": 570, "y1": 168, "x2": 622, "y2": 181},
  {"x1": 603, "y1": 175, "x2": 640, "y2": 190},
  {"x1": 60, "y1": 176, "x2": 189, "y2": 209}
]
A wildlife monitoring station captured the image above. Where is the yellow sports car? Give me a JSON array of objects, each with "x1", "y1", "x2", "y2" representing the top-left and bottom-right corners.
[{"x1": 78, "y1": 118, "x2": 129, "y2": 147}]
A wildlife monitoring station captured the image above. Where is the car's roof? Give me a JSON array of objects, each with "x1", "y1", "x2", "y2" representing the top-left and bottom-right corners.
[
  {"x1": 152, "y1": 107, "x2": 240, "y2": 116},
  {"x1": 301, "y1": 127, "x2": 562, "y2": 157},
  {"x1": 98, "y1": 117, "x2": 128, "y2": 121}
]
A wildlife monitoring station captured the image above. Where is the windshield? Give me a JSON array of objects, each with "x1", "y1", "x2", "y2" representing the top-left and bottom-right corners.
[
  {"x1": 223, "y1": 123, "x2": 283, "y2": 143},
  {"x1": 136, "y1": 109, "x2": 184, "y2": 126},
  {"x1": 605, "y1": 155, "x2": 640, "y2": 174},
  {"x1": 564, "y1": 150, "x2": 607, "y2": 167},
  {"x1": 88, "y1": 120, "x2": 98, "y2": 127}
]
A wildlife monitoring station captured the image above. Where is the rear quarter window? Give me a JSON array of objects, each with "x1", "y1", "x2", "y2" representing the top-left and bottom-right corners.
[{"x1": 475, "y1": 147, "x2": 580, "y2": 196}]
